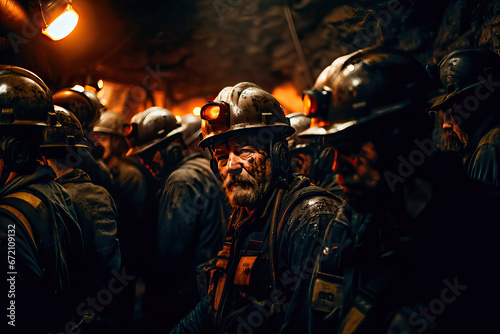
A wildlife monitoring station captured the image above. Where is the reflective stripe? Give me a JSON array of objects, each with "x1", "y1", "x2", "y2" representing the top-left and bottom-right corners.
[
  {"x1": 0, "y1": 204, "x2": 36, "y2": 246},
  {"x1": 233, "y1": 256, "x2": 257, "y2": 285},
  {"x1": 337, "y1": 296, "x2": 373, "y2": 334},
  {"x1": 338, "y1": 306, "x2": 365, "y2": 334},
  {"x1": 5, "y1": 192, "x2": 42, "y2": 209}
]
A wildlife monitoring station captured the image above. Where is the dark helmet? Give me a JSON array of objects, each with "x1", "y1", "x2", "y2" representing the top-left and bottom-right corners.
[
  {"x1": 126, "y1": 107, "x2": 182, "y2": 156},
  {"x1": 199, "y1": 82, "x2": 294, "y2": 149},
  {"x1": 431, "y1": 47, "x2": 500, "y2": 109},
  {"x1": 0, "y1": 65, "x2": 53, "y2": 128},
  {"x1": 181, "y1": 114, "x2": 202, "y2": 146},
  {"x1": 53, "y1": 88, "x2": 101, "y2": 132},
  {"x1": 320, "y1": 46, "x2": 435, "y2": 146},
  {"x1": 92, "y1": 110, "x2": 126, "y2": 136},
  {"x1": 83, "y1": 90, "x2": 106, "y2": 114},
  {"x1": 302, "y1": 52, "x2": 359, "y2": 124},
  {"x1": 40, "y1": 105, "x2": 89, "y2": 157},
  {"x1": 286, "y1": 112, "x2": 313, "y2": 152}
]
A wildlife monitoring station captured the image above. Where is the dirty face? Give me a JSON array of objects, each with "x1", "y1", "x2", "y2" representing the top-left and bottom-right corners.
[
  {"x1": 213, "y1": 136, "x2": 272, "y2": 208},
  {"x1": 433, "y1": 109, "x2": 468, "y2": 153},
  {"x1": 333, "y1": 141, "x2": 381, "y2": 212},
  {"x1": 93, "y1": 132, "x2": 113, "y2": 161}
]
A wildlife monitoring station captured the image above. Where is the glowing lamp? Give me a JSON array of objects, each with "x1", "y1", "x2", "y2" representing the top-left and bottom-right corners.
[
  {"x1": 302, "y1": 94, "x2": 317, "y2": 116},
  {"x1": 40, "y1": 0, "x2": 79, "y2": 41},
  {"x1": 202, "y1": 105, "x2": 221, "y2": 121}
]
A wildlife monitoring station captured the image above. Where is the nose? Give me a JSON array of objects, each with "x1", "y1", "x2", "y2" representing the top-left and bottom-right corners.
[{"x1": 227, "y1": 151, "x2": 243, "y2": 174}]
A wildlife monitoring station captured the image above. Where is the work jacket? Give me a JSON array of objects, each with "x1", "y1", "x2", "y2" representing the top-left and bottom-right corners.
[
  {"x1": 144, "y1": 152, "x2": 230, "y2": 332},
  {"x1": 171, "y1": 174, "x2": 342, "y2": 334},
  {"x1": 0, "y1": 165, "x2": 85, "y2": 333}
]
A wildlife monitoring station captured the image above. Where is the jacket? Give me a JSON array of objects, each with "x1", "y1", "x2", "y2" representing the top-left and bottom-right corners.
[
  {"x1": 171, "y1": 173, "x2": 342, "y2": 334},
  {"x1": 314, "y1": 152, "x2": 500, "y2": 334},
  {"x1": 465, "y1": 124, "x2": 500, "y2": 188},
  {"x1": 143, "y1": 152, "x2": 231, "y2": 332},
  {"x1": 0, "y1": 165, "x2": 85, "y2": 333}
]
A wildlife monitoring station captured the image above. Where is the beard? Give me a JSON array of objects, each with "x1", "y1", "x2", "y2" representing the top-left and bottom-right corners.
[
  {"x1": 222, "y1": 162, "x2": 273, "y2": 208},
  {"x1": 435, "y1": 130, "x2": 467, "y2": 153}
]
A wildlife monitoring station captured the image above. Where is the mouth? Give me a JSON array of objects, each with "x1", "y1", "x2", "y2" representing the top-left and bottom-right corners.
[{"x1": 228, "y1": 181, "x2": 252, "y2": 190}]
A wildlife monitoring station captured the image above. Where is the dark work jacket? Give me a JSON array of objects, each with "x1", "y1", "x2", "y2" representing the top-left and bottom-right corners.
[
  {"x1": 465, "y1": 124, "x2": 500, "y2": 189},
  {"x1": 0, "y1": 165, "x2": 85, "y2": 333},
  {"x1": 144, "y1": 152, "x2": 230, "y2": 332},
  {"x1": 56, "y1": 169, "x2": 123, "y2": 331},
  {"x1": 170, "y1": 174, "x2": 342, "y2": 334},
  {"x1": 316, "y1": 152, "x2": 500, "y2": 334},
  {"x1": 109, "y1": 157, "x2": 148, "y2": 277}
]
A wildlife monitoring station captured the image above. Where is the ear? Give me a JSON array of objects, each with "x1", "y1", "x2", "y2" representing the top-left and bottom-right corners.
[
  {"x1": 1, "y1": 135, "x2": 31, "y2": 169},
  {"x1": 270, "y1": 140, "x2": 291, "y2": 177}
]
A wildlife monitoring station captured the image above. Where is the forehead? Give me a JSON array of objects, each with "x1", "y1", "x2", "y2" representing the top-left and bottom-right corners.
[{"x1": 213, "y1": 135, "x2": 264, "y2": 151}]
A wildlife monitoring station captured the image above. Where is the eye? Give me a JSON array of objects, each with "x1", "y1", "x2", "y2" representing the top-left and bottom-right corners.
[
  {"x1": 236, "y1": 147, "x2": 257, "y2": 160},
  {"x1": 214, "y1": 153, "x2": 228, "y2": 167}
]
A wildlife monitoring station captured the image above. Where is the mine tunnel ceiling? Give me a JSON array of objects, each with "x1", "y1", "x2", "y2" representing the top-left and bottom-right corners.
[{"x1": 0, "y1": 0, "x2": 497, "y2": 111}]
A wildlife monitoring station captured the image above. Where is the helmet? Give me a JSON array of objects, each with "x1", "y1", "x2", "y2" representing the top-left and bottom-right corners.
[
  {"x1": 431, "y1": 47, "x2": 500, "y2": 109},
  {"x1": 181, "y1": 114, "x2": 202, "y2": 146},
  {"x1": 53, "y1": 88, "x2": 100, "y2": 132},
  {"x1": 319, "y1": 46, "x2": 435, "y2": 145},
  {"x1": 82, "y1": 90, "x2": 106, "y2": 114},
  {"x1": 286, "y1": 112, "x2": 313, "y2": 152},
  {"x1": 126, "y1": 107, "x2": 182, "y2": 156},
  {"x1": 302, "y1": 52, "x2": 359, "y2": 123},
  {"x1": 92, "y1": 110, "x2": 126, "y2": 136},
  {"x1": 0, "y1": 65, "x2": 53, "y2": 128},
  {"x1": 199, "y1": 82, "x2": 294, "y2": 149},
  {"x1": 40, "y1": 105, "x2": 89, "y2": 157}
]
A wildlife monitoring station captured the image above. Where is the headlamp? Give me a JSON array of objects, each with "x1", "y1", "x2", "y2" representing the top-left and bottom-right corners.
[
  {"x1": 200, "y1": 101, "x2": 230, "y2": 122},
  {"x1": 302, "y1": 88, "x2": 332, "y2": 120},
  {"x1": 200, "y1": 101, "x2": 231, "y2": 141}
]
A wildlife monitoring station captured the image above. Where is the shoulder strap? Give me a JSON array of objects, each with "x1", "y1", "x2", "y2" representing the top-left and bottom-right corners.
[
  {"x1": 0, "y1": 191, "x2": 70, "y2": 301},
  {"x1": 0, "y1": 202, "x2": 37, "y2": 248}
]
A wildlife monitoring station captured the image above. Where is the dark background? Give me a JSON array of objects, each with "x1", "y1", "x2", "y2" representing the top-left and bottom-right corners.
[{"x1": 1, "y1": 0, "x2": 499, "y2": 118}]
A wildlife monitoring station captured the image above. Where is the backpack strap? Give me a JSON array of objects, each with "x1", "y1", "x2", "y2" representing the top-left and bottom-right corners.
[
  {"x1": 0, "y1": 202, "x2": 36, "y2": 248},
  {"x1": 0, "y1": 191, "x2": 69, "y2": 300}
]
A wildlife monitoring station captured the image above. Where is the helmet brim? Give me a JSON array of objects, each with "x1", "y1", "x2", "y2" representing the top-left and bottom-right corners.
[
  {"x1": 126, "y1": 124, "x2": 185, "y2": 156},
  {"x1": 199, "y1": 124, "x2": 295, "y2": 149},
  {"x1": 430, "y1": 81, "x2": 486, "y2": 110}
]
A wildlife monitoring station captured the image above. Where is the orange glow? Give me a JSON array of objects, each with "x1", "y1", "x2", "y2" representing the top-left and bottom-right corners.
[
  {"x1": 311, "y1": 118, "x2": 329, "y2": 128},
  {"x1": 272, "y1": 82, "x2": 302, "y2": 114},
  {"x1": 303, "y1": 94, "x2": 317, "y2": 115},
  {"x1": 202, "y1": 105, "x2": 221, "y2": 120}
]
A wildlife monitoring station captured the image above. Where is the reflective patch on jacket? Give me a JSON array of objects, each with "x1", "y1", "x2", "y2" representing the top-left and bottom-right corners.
[
  {"x1": 310, "y1": 274, "x2": 343, "y2": 313},
  {"x1": 233, "y1": 255, "x2": 257, "y2": 286}
]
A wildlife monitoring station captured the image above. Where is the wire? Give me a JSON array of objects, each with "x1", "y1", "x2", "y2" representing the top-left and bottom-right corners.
[{"x1": 283, "y1": 3, "x2": 314, "y2": 87}]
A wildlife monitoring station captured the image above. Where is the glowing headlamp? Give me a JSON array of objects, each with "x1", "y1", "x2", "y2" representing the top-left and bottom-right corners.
[
  {"x1": 200, "y1": 101, "x2": 230, "y2": 122},
  {"x1": 302, "y1": 88, "x2": 332, "y2": 120}
]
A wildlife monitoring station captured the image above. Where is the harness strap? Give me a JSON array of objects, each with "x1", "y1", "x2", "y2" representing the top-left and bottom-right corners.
[{"x1": 0, "y1": 204, "x2": 36, "y2": 247}]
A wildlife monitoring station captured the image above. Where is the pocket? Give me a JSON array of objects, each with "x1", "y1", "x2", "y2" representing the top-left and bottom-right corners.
[{"x1": 310, "y1": 274, "x2": 343, "y2": 313}]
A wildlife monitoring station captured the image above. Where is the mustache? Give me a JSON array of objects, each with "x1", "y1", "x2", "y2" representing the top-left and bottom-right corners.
[{"x1": 223, "y1": 173, "x2": 257, "y2": 189}]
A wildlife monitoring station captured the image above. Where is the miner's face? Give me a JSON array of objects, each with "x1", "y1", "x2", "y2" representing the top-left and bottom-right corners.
[
  {"x1": 213, "y1": 136, "x2": 272, "y2": 208},
  {"x1": 433, "y1": 109, "x2": 468, "y2": 153}
]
